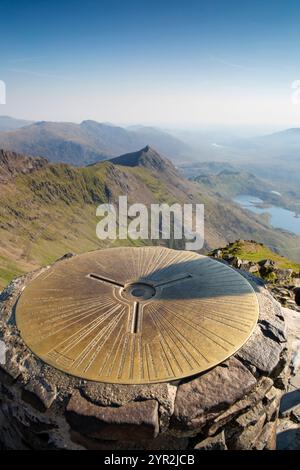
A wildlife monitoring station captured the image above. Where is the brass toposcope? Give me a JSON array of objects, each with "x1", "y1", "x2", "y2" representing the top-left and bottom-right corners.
[{"x1": 16, "y1": 247, "x2": 259, "y2": 384}]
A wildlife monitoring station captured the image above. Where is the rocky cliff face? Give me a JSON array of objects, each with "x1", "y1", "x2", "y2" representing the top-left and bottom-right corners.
[{"x1": 0, "y1": 149, "x2": 47, "y2": 182}]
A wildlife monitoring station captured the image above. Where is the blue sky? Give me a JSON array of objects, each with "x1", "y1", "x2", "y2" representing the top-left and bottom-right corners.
[{"x1": 1, "y1": 0, "x2": 300, "y2": 128}]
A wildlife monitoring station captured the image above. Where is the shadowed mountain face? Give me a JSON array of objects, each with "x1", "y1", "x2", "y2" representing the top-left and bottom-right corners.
[
  {"x1": 0, "y1": 119, "x2": 191, "y2": 166},
  {"x1": 109, "y1": 145, "x2": 177, "y2": 174},
  {"x1": 0, "y1": 146, "x2": 300, "y2": 288}
]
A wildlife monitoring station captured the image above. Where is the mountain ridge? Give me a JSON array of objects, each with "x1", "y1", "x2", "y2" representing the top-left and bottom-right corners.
[
  {"x1": 0, "y1": 118, "x2": 191, "y2": 166},
  {"x1": 1, "y1": 146, "x2": 300, "y2": 288}
]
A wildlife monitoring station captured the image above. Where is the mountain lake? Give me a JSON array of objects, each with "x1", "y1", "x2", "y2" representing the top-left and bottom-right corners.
[{"x1": 234, "y1": 194, "x2": 300, "y2": 236}]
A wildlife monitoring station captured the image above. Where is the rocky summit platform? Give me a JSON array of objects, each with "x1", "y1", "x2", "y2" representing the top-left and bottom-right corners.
[{"x1": 0, "y1": 249, "x2": 288, "y2": 450}]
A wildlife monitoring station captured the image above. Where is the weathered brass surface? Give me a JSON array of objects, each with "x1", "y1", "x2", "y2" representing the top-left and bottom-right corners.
[{"x1": 16, "y1": 247, "x2": 259, "y2": 384}]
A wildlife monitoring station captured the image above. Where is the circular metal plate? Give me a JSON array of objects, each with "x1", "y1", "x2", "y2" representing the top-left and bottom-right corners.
[{"x1": 16, "y1": 247, "x2": 259, "y2": 384}]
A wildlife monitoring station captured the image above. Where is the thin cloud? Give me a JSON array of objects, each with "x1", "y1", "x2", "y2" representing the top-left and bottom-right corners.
[
  {"x1": 208, "y1": 55, "x2": 251, "y2": 71},
  {"x1": 4, "y1": 67, "x2": 73, "y2": 81},
  {"x1": 8, "y1": 56, "x2": 45, "y2": 64}
]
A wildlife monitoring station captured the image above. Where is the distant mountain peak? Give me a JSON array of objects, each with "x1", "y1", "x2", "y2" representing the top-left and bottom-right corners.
[{"x1": 108, "y1": 146, "x2": 176, "y2": 174}]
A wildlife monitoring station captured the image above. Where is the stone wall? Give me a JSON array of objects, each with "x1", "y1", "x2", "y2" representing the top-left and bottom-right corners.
[{"x1": 0, "y1": 265, "x2": 288, "y2": 450}]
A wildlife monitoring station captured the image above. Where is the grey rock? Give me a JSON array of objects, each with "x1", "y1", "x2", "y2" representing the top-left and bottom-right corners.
[
  {"x1": 171, "y1": 357, "x2": 256, "y2": 436},
  {"x1": 22, "y1": 378, "x2": 57, "y2": 412},
  {"x1": 66, "y1": 390, "x2": 159, "y2": 440},
  {"x1": 228, "y1": 411, "x2": 266, "y2": 450},
  {"x1": 237, "y1": 325, "x2": 283, "y2": 375},
  {"x1": 208, "y1": 377, "x2": 273, "y2": 435},
  {"x1": 194, "y1": 431, "x2": 227, "y2": 450},
  {"x1": 264, "y1": 386, "x2": 281, "y2": 421},
  {"x1": 254, "y1": 421, "x2": 277, "y2": 450},
  {"x1": 259, "y1": 259, "x2": 275, "y2": 268},
  {"x1": 81, "y1": 382, "x2": 177, "y2": 431}
]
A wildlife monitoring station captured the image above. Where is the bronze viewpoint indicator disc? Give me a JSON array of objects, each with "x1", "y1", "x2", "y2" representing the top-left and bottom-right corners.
[{"x1": 16, "y1": 247, "x2": 259, "y2": 384}]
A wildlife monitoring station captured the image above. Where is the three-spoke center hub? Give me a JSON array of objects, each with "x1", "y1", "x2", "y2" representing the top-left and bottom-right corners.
[{"x1": 121, "y1": 282, "x2": 156, "y2": 301}]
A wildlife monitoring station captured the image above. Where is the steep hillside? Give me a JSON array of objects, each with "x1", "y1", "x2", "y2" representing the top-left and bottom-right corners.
[
  {"x1": 1, "y1": 146, "x2": 300, "y2": 288},
  {"x1": 0, "y1": 119, "x2": 191, "y2": 166}
]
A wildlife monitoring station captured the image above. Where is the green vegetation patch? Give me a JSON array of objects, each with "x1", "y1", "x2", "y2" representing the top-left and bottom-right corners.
[{"x1": 215, "y1": 240, "x2": 300, "y2": 273}]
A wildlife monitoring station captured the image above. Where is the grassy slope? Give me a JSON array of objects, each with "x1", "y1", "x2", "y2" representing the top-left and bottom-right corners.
[
  {"x1": 215, "y1": 240, "x2": 300, "y2": 273},
  {"x1": 0, "y1": 162, "x2": 137, "y2": 286}
]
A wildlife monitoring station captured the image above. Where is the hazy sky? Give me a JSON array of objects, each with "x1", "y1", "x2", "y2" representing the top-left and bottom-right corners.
[{"x1": 1, "y1": 0, "x2": 300, "y2": 128}]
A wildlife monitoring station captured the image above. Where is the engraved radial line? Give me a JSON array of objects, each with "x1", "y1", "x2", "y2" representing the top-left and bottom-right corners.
[
  {"x1": 39, "y1": 301, "x2": 116, "y2": 326},
  {"x1": 162, "y1": 304, "x2": 234, "y2": 349},
  {"x1": 99, "y1": 323, "x2": 124, "y2": 376},
  {"x1": 76, "y1": 311, "x2": 125, "y2": 368},
  {"x1": 197, "y1": 311, "x2": 251, "y2": 329},
  {"x1": 77, "y1": 313, "x2": 123, "y2": 370},
  {"x1": 80, "y1": 311, "x2": 125, "y2": 371},
  {"x1": 37, "y1": 301, "x2": 118, "y2": 340},
  {"x1": 152, "y1": 311, "x2": 194, "y2": 369},
  {"x1": 34, "y1": 295, "x2": 109, "y2": 311},
  {"x1": 150, "y1": 305, "x2": 206, "y2": 365},
  {"x1": 159, "y1": 339, "x2": 174, "y2": 376},
  {"x1": 145, "y1": 247, "x2": 164, "y2": 276},
  {"x1": 142, "y1": 247, "x2": 155, "y2": 276},
  {"x1": 106, "y1": 324, "x2": 127, "y2": 377},
  {"x1": 48, "y1": 303, "x2": 123, "y2": 353},
  {"x1": 38, "y1": 300, "x2": 113, "y2": 330},
  {"x1": 144, "y1": 343, "x2": 151, "y2": 381},
  {"x1": 185, "y1": 300, "x2": 257, "y2": 319},
  {"x1": 148, "y1": 305, "x2": 193, "y2": 369},
  {"x1": 129, "y1": 334, "x2": 136, "y2": 379},
  {"x1": 137, "y1": 336, "x2": 144, "y2": 380},
  {"x1": 198, "y1": 315, "x2": 249, "y2": 333},
  {"x1": 38, "y1": 297, "x2": 115, "y2": 325},
  {"x1": 175, "y1": 300, "x2": 254, "y2": 320},
  {"x1": 117, "y1": 334, "x2": 129, "y2": 379},
  {"x1": 187, "y1": 298, "x2": 256, "y2": 313},
  {"x1": 150, "y1": 312, "x2": 183, "y2": 372},
  {"x1": 164, "y1": 302, "x2": 253, "y2": 329},
  {"x1": 147, "y1": 343, "x2": 157, "y2": 378},
  {"x1": 158, "y1": 303, "x2": 229, "y2": 351},
  {"x1": 59, "y1": 304, "x2": 124, "y2": 354}
]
